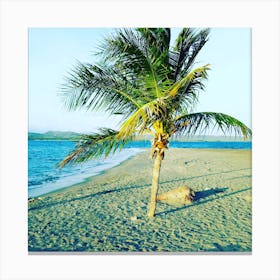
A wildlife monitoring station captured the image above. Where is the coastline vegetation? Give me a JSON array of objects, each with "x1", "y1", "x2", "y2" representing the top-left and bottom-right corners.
[
  {"x1": 28, "y1": 131, "x2": 251, "y2": 142},
  {"x1": 28, "y1": 131, "x2": 81, "y2": 141}
]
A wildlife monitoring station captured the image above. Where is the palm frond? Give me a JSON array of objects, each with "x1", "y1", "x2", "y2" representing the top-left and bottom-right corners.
[
  {"x1": 60, "y1": 62, "x2": 141, "y2": 117},
  {"x1": 99, "y1": 29, "x2": 171, "y2": 99},
  {"x1": 163, "y1": 64, "x2": 210, "y2": 115},
  {"x1": 117, "y1": 98, "x2": 168, "y2": 138},
  {"x1": 173, "y1": 112, "x2": 252, "y2": 139},
  {"x1": 171, "y1": 28, "x2": 210, "y2": 81},
  {"x1": 165, "y1": 64, "x2": 210, "y2": 97},
  {"x1": 137, "y1": 28, "x2": 171, "y2": 67},
  {"x1": 58, "y1": 128, "x2": 133, "y2": 168}
]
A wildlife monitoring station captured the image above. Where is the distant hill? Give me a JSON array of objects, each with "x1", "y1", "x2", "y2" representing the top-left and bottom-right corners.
[
  {"x1": 28, "y1": 131, "x2": 82, "y2": 141},
  {"x1": 28, "y1": 131, "x2": 251, "y2": 142}
]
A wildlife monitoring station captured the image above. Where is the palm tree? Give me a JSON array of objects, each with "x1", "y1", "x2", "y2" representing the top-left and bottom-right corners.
[{"x1": 59, "y1": 28, "x2": 251, "y2": 218}]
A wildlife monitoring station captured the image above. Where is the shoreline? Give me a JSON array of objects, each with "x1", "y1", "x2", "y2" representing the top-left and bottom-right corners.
[
  {"x1": 31, "y1": 148, "x2": 149, "y2": 199},
  {"x1": 28, "y1": 147, "x2": 146, "y2": 199},
  {"x1": 28, "y1": 148, "x2": 252, "y2": 252},
  {"x1": 28, "y1": 145, "x2": 251, "y2": 199}
]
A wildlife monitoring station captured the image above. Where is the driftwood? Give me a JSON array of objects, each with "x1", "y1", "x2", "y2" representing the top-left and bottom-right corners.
[{"x1": 157, "y1": 186, "x2": 195, "y2": 206}]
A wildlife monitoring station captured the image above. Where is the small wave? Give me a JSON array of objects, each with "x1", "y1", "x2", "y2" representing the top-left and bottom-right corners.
[
  {"x1": 28, "y1": 180, "x2": 43, "y2": 187},
  {"x1": 28, "y1": 146, "x2": 144, "y2": 198}
]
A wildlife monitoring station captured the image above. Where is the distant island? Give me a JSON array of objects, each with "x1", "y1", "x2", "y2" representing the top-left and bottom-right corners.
[
  {"x1": 28, "y1": 131, "x2": 251, "y2": 142},
  {"x1": 28, "y1": 131, "x2": 81, "y2": 141}
]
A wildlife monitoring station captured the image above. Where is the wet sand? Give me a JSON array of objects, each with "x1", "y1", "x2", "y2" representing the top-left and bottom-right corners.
[{"x1": 28, "y1": 148, "x2": 252, "y2": 252}]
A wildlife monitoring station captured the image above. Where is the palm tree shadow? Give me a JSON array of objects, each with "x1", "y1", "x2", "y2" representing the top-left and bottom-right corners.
[
  {"x1": 159, "y1": 168, "x2": 251, "y2": 186},
  {"x1": 28, "y1": 183, "x2": 151, "y2": 211},
  {"x1": 207, "y1": 242, "x2": 251, "y2": 252},
  {"x1": 29, "y1": 167, "x2": 251, "y2": 212},
  {"x1": 157, "y1": 187, "x2": 251, "y2": 217}
]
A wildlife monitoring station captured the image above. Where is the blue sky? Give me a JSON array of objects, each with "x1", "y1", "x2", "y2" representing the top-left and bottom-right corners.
[{"x1": 29, "y1": 28, "x2": 251, "y2": 133}]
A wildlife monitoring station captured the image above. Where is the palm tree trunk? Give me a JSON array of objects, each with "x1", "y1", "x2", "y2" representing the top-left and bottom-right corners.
[{"x1": 148, "y1": 152, "x2": 162, "y2": 218}]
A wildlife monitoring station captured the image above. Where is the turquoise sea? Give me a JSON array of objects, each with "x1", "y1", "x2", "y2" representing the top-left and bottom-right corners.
[{"x1": 28, "y1": 140, "x2": 251, "y2": 198}]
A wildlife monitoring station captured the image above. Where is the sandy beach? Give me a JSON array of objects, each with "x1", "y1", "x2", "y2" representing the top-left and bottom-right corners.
[{"x1": 28, "y1": 148, "x2": 252, "y2": 252}]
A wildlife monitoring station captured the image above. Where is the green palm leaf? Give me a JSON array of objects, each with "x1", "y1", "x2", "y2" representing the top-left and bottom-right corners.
[
  {"x1": 117, "y1": 97, "x2": 170, "y2": 138},
  {"x1": 137, "y1": 28, "x2": 171, "y2": 68},
  {"x1": 171, "y1": 28, "x2": 210, "y2": 81},
  {"x1": 60, "y1": 62, "x2": 142, "y2": 119},
  {"x1": 162, "y1": 64, "x2": 210, "y2": 118},
  {"x1": 173, "y1": 112, "x2": 252, "y2": 139},
  {"x1": 99, "y1": 29, "x2": 167, "y2": 99},
  {"x1": 58, "y1": 128, "x2": 133, "y2": 168}
]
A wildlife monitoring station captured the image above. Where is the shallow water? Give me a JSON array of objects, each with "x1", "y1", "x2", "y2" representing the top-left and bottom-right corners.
[
  {"x1": 28, "y1": 140, "x2": 251, "y2": 198},
  {"x1": 28, "y1": 140, "x2": 144, "y2": 198}
]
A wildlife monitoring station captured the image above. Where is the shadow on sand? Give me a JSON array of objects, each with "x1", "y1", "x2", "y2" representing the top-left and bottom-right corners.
[
  {"x1": 194, "y1": 187, "x2": 228, "y2": 201},
  {"x1": 28, "y1": 184, "x2": 150, "y2": 211},
  {"x1": 28, "y1": 167, "x2": 251, "y2": 212},
  {"x1": 207, "y1": 242, "x2": 251, "y2": 252},
  {"x1": 156, "y1": 187, "x2": 251, "y2": 216}
]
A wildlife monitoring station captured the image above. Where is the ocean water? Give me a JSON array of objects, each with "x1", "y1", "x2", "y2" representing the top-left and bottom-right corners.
[
  {"x1": 127, "y1": 140, "x2": 252, "y2": 149},
  {"x1": 28, "y1": 141, "x2": 144, "y2": 198},
  {"x1": 28, "y1": 140, "x2": 251, "y2": 198}
]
